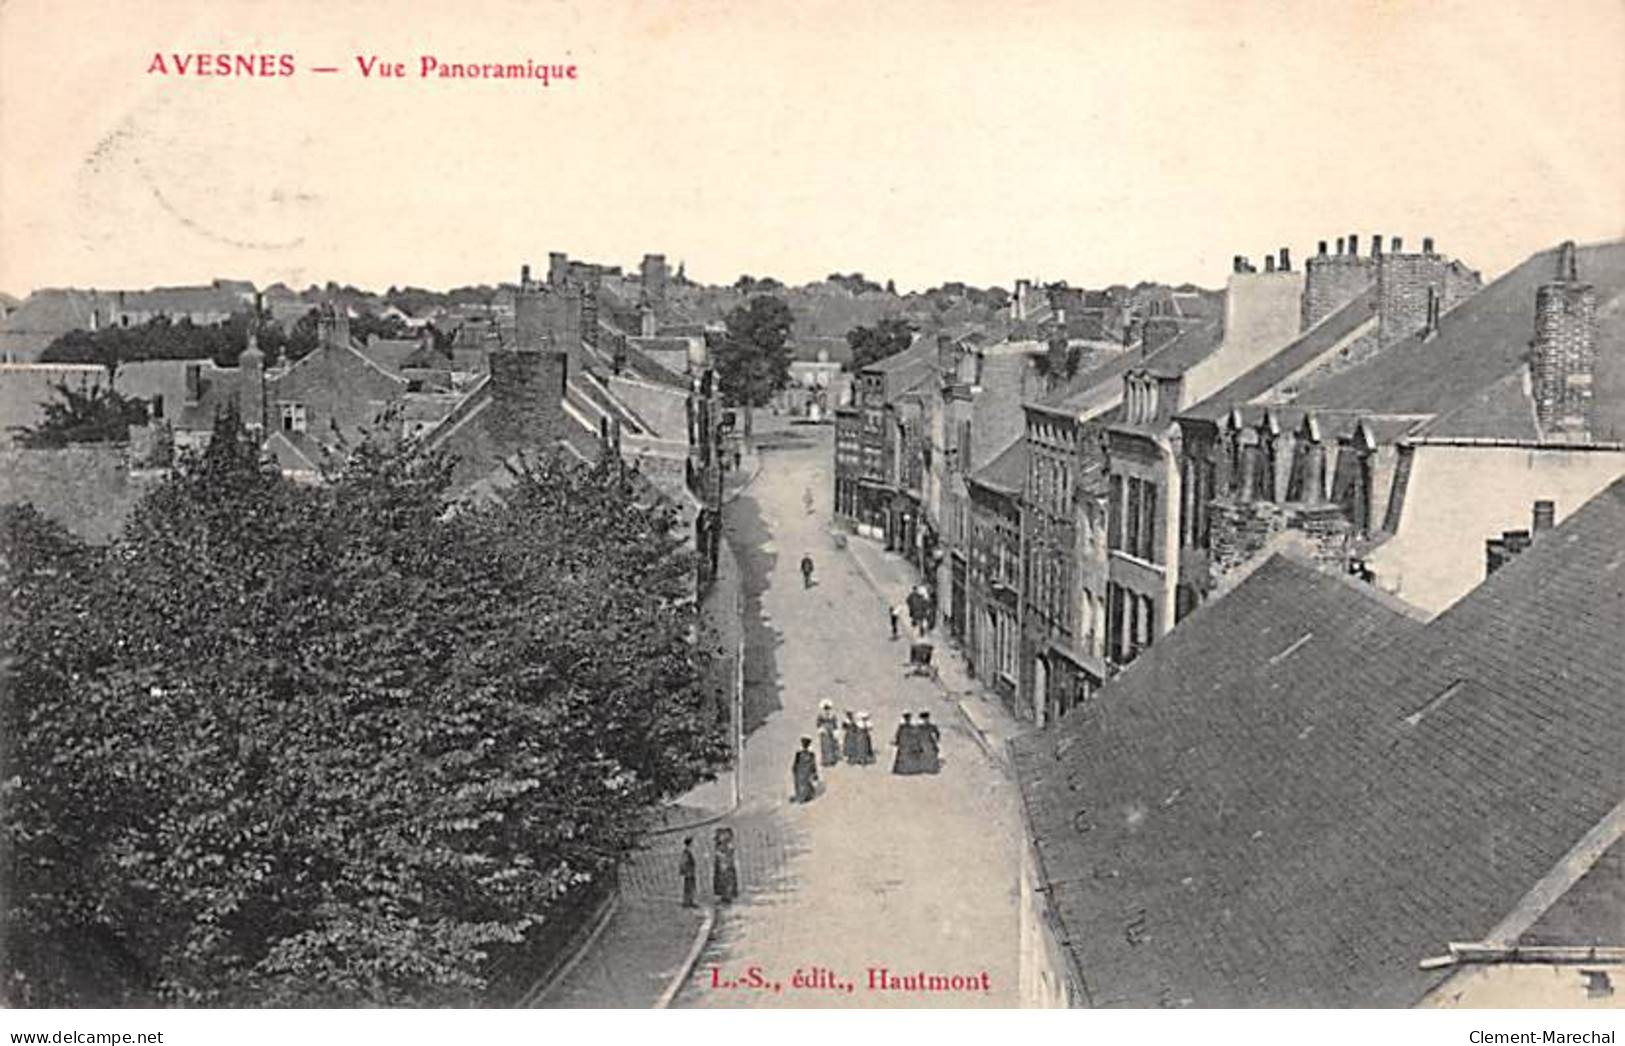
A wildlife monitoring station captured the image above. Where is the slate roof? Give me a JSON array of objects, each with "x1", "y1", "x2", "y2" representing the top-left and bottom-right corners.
[
  {"x1": 967, "y1": 437, "x2": 1027, "y2": 497},
  {"x1": 1014, "y1": 479, "x2": 1625, "y2": 1006},
  {"x1": 1140, "y1": 317, "x2": 1225, "y2": 379},
  {"x1": 1183, "y1": 287, "x2": 1379, "y2": 421},
  {"x1": 357, "y1": 337, "x2": 425, "y2": 378},
  {"x1": 1296, "y1": 241, "x2": 1625, "y2": 422}
]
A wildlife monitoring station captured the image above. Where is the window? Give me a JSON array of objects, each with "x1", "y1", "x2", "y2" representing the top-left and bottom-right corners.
[
  {"x1": 1108, "y1": 474, "x2": 1124, "y2": 550},
  {"x1": 1126, "y1": 477, "x2": 1142, "y2": 555},
  {"x1": 1140, "y1": 481, "x2": 1158, "y2": 562},
  {"x1": 151, "y1": 393, "x2": 165, "y2": 420},
  {"x1": 280, "y1": 402, "x2": 308, "y2": 433}
]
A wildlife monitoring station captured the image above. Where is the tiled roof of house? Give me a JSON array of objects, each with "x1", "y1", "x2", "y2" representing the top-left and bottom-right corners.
[
  {"x1": 967, "y1": 437, "x2": 1027, "y2": 496},
  {"x1": 358, "y1": 337, "x2": 424, "y2": 378},
  {"x1": 1297, "y1": 240, "x2": 1625, "y2": 421},
  {"x1": 1183, "y1": 287, "x2": 1380, "y2": 421},
  {"x1": 1014, "y1": 479, "x2": 1625, "y2": 1005},
  {"x1": 0, "y1": 290, "x2": 106, "y2": 362}
]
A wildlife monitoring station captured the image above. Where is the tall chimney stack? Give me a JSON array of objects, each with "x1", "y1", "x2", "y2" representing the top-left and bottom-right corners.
[{"x1": 1532, "y1": 240, "x2": 1597, "y2": 439}]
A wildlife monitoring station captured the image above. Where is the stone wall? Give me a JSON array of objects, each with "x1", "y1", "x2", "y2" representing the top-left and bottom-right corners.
[{"x1": 1208, "y1": 497, "x2": 1288, "y2": 582}]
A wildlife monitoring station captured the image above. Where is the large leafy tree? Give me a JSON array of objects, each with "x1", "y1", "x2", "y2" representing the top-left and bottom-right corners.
[
  {"x1": 11, "y1": 378, "x2": 149, "y2": 447},
  {"x1": 845, "y1": 317, "x2": 915, "y2": 371},
  {"x1": 1, "y1": 413, "x2": 725, "y2": 1006},
  {"x1": 714, "y1": 295, "x2": 794, "y2": 438}
]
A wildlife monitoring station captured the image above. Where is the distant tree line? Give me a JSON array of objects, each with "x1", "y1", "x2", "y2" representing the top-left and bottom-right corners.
[
  {"x1": 0, "y1": 416, "x2": 728, "y2": 1005},
  {"x1": 39, "y1": 309, "x2": 417, "y2": 372}
]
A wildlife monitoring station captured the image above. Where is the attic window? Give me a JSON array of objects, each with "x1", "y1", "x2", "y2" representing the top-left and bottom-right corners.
[
  {"x1": 1267, "y1": 632, "x2": 1314, "y2": 665},
  {"x1": 1403, "y1": 679, "x2": 1466, "y2": 727}
]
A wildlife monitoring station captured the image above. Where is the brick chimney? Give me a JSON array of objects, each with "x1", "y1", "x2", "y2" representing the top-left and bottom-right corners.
[
  {"x1": 1318, "y1": 240, "x2": 1329, "y2": 256},
  {"x1": 1373, "y1": 234, "x2": 1383, "y2": 258},
  {"x1": 1264, "y1": 255, "x2": 1276, "y2": 273},
  {"x1": 1391, "y1": 236, "x2": 1403, "y2": 254},
  {"x1": 1336, "y1": 237, "x2": 1345, "y2": 256},
  {"x1": 1348, "y1": 233, "x2": 1359, "y2": 256},
  {"x1": 515, "y1": 264, "x2": 545, "y2": 350},
  {"x1": 548, "y1": 252, "x2": 570, "y2": 288},
  {"x1": 1532, "y1": 240, "x2": 1597, "y2": 439},
  {"x1": 640, "y1": 253, "x2": 669, "y2": 302},
  {"x1": 543, "y1": 281, "x2": 586, "y2": 375},
  {"x1": 1532, "y1": 499, "x2": 1556, "y2": 533},
  {"x1": 318, "y1": 302, "x2": 350, "y2": 349},
  {"x1": 1422, "y1": 236, "x2": 1435, "y2": 255},
  {"x1": 1278, "y1": 247, "x2": 1291, "y2": 272},
  {"x1": 239, "y1": 329, "x2": 266, "y2": 431},
  {"x1": 487, "y1": 338, "x2": 569, "y2": 451}
]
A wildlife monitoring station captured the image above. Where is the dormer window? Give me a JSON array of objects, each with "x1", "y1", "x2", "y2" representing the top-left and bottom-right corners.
[{"x1": 279, "y1": 402, "x2": 308, "y2": 434}]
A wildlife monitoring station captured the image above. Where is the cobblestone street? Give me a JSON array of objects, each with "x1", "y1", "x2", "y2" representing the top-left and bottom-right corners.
[
  {"x1": 675, "y1": 420, "x2": 1023, "y2": 1008},
  {"x1": 540, "y1": 419, "x2": 1025, "y2": 1007}
]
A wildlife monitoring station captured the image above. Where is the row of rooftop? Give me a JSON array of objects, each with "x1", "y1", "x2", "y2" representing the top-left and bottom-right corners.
[{"x1": 829, "y1": 232, "x2": 1624, "y2": 1007}]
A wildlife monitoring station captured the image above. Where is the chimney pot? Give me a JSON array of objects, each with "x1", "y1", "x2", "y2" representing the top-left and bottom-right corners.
[
  {"x1": 1558, "y1": 240, "x2": 1578, "y2": 281},
  {"x1": 1423, "y1": 237, "x2": 1435, "y2": 254},
  {"x1": 1318, "y1": 240, "x2": 1328, "y2": 256},
  {"x1": 1336, "y1": 237, "x2": 1346, "y2": 255},
  {"x1": 1373, "y1": 235, "x2": 1383, "y2": 257},
  {"x1": 1532, "y1": 499, "x2": 1556, "y2": 533},
  {"x1": 521, "y1": 264, "x2": 531, "y2": 285},
  {"x1": 1264, "y1": 255, "x2": 1276, "y2": 273},
  {"x1": 1279, "y1": 247, "x2": 1291, "y2": 272},
  {"x1": 1348, "y1": 234, "x2": 1359, "y2": 256},
  {"x1": 1391, "y1": 236, "x2": 1403, "y2": 253}
]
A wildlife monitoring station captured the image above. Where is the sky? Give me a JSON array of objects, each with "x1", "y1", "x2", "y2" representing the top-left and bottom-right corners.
[{"x1": 1, "y1": 0, "x2": 1622, "y2": 296}]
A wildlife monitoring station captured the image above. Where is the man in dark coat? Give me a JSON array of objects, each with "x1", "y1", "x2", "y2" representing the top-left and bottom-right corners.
[
  {"x1": 801, "y1": 553, "x2": 816, "y2": 589},
  {"x1": 792, "y1": 737, "x2": 819, "y2": 801},
  {"x1": 679, "y1": 837, "x2": 698, "y2": 908}
]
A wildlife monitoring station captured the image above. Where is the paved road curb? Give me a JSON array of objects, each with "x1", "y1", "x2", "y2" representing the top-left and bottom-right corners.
[
  {"x1": 521, "y1": 890, "x2": 621, "y2": 1007},
  {"x1": 655, "y1": 904, "x2": 717, "y2": 1009},
  {"x1": 841, "y1": 541, "x2": 1009, "y2": 777}
]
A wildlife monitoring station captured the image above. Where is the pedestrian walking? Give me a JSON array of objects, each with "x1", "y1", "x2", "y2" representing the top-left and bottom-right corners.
[
  {"x1": 712, "y1": 827, "x2": 739, "y2": 904},
  {"x1": 679, "y1": 836, "x2": 698, "y2": 908},
  {"x1": 791, "y1": 737, "x2": 819, "y2": 802},
  {"x1": 889, "y1": 603, "x2": 901, "y2": 639},
  {"x1": 841, "y1": 710, "x2": 862, "y2": 763},
  {"x1": 801, "y1": 553, "x2": 816, "y2": 589},
  {"x1": 906, "y1": 588, "x2": 925, "y2": 635},
  {"x1": 919, "y1": 710, "x2": 942, "y2": 774},
  {"x1": 818, "y1": 718, "x2": 841, "y2": 767},
  {"x1": 854, "y1": 712, "x2": 876, "y2": 765},
  {"x1": 891, "y1": 712, "x2": 924, "y2": 775}
]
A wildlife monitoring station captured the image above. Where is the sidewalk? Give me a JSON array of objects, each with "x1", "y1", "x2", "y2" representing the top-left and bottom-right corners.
[{"x1": 841, "y1": 535, "x2": 1031, "y2": 775}]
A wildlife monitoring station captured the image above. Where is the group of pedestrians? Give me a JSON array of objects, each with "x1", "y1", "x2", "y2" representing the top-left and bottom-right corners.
[
  {"x1": 890, "y1": 710, "x2": 941, "y2": 775},
  {"x1": 889, "y1": 585, "x2": 937, "y2": 639},
  {"x1": 792, "y1": 699, "x2": 946, "y2": 801},
  {"x1": 678, "y1": 826, "x2": 738, "y2": 908}
]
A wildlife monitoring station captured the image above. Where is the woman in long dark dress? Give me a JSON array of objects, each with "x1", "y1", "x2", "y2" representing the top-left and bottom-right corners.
[
  {"x1": 791, "y1": 737, "x2": 819, "y2": 802},
  {"x1": 892, "y1": 712, "x2": 921, "y2": 775},
  {"x1": 841, "y1": 711, "x2": 862, "y2": 763},
  {"x1": 918, "y1": 710, "x2": 942, "y2": 773},
  {"x1": 855, "y1": 712, "x2": 876, "y2": 765},
  {"x1": 818, "y1": 720, "x2": 841, "y2": 767},
  {"x1": 712, "y1": 827, "x2": 739, "y2": 904}
]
